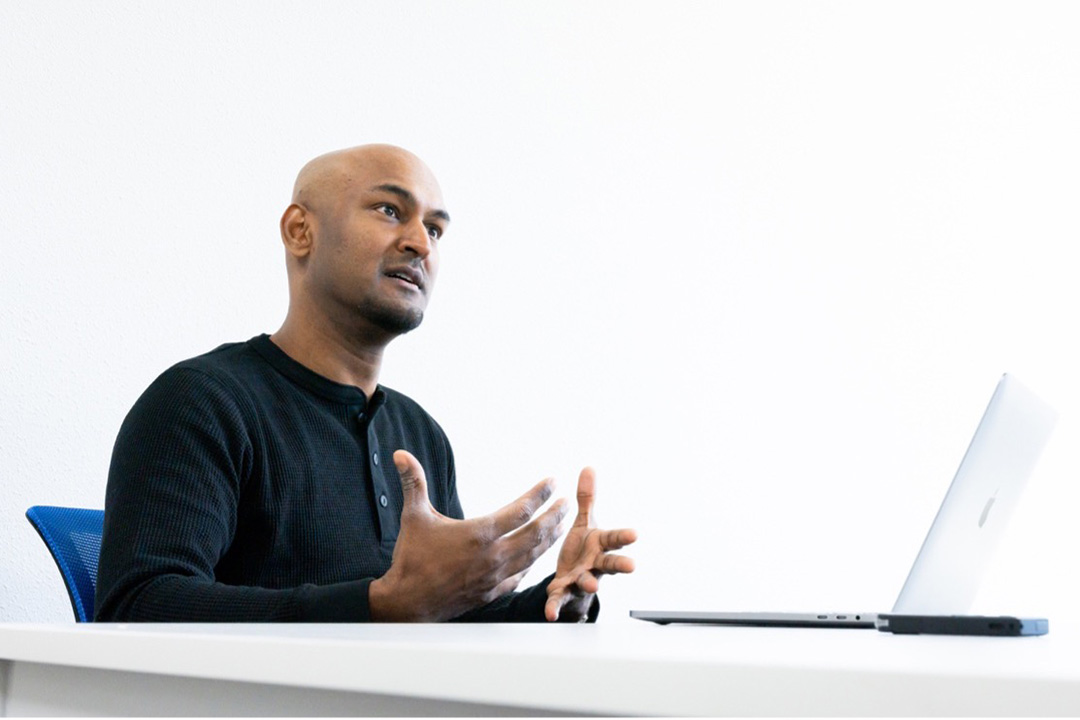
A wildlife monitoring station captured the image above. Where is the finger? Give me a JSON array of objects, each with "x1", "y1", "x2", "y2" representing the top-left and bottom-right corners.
[
  {"x1": 574, "y1": 467, "x2": 596, "y2": 528},
  {"x1": 593, "y1": 552, "x2": 635, "y2": 575},
  {"x1": 487, "y1": 477, "x2": 556, "y2": 537},
  {"x1": 574, "y1": 569, "x2": 600, "y2": 595},
  {"x1": 544, "y1": 585, "x2": 569, "y2": 622},
  {"x1": 595, "y1": 527, "x2": 638, "y2": 551},
  {"x1": 392, "y1": 450, "x2": 432, "y2": 509},
  {"x1": 501, "y1": 499, "x2": 568, "y2": 573}
]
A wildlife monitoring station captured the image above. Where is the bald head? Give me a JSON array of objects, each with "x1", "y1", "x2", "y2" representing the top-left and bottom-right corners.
[{"x1": 292, "y1": 144, "x2": 443, "y2": 216}]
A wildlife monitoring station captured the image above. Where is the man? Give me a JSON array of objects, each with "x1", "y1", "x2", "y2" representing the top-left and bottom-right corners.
[{"x1": 95, "y1": 144, "x2": 637, "y2": 622}]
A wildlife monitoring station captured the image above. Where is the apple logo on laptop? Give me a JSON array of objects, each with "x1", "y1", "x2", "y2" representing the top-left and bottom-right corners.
[{"x1": 978, "y1": 489, "x2": 999, "y2": 528}]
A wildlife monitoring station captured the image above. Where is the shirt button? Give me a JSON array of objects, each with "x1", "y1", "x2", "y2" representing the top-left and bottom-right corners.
[
  {"x1": 357, "y1": 412, "x2": 365, "y2": 422},
  {"x1": 380, "y1": 494, "x2": 388, "y2": 507},
  {"x1": 372, "y1": 452, "x2": 379, "y2": 466}
]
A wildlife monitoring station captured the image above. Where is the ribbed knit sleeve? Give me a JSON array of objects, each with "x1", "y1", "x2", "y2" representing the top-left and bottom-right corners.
[{"x1": 95, "y1": 366, "x2": 371, "y2": 621}]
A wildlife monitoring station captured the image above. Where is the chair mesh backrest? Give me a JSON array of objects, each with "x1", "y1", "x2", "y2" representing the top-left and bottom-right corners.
[{"x1": 25, "y1": 506, "x2": 105, "y2": 623}]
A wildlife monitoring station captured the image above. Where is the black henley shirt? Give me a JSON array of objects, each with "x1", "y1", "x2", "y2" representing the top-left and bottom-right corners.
[{"x1": 95, "y1": 334, "x2": 585, "y2": 622}]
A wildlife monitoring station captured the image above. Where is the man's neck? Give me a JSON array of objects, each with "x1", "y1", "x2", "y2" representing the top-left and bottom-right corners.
[{"x1": 270, "y1": 317, "x2": 386, "y2": 400}]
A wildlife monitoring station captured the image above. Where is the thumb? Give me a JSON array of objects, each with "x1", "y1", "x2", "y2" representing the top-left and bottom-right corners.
[{"x1": 393, "y1": 449, "x2": 430, "y2": 507}]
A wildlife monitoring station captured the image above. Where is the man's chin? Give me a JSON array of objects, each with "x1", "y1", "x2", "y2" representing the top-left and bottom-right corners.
[
  {"x1": 363, "y1": 302, "x2": 425, "y2": 336},
  {"x1": 384, "y1": 312, "x2": 424, "y2": 335}
]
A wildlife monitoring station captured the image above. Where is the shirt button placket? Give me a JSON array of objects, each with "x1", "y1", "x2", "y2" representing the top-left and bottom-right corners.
[{"x1": 368, "y1": 426, "x2": 394, "y2": 542}]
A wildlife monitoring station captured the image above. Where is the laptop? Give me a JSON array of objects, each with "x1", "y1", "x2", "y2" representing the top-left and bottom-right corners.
[{"x1": 631, "y1": 373, "x2": 1058, "y2": 631}]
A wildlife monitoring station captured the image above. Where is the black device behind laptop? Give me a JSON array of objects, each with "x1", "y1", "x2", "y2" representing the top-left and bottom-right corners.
[{"x1": 875, "y1": 614, "x2": 1048, "y2": 636}]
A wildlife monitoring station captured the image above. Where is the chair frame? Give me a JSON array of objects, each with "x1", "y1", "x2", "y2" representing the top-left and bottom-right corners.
[{"x1": 25, "y1": 505, "x2": 104, "y2": 623}]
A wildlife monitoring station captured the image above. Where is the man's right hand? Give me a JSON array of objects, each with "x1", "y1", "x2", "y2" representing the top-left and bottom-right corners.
[{"x1": 368, "y1": 449, "x2": 569, "y2": 622}]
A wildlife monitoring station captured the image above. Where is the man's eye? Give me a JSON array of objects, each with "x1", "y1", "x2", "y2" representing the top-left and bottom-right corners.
[
  {"x1": 378, "y1": 204, "x2": 398, "y2": 218},
  {"x1": 426, "y1": 225, "x2": 442, "y2": 240}
]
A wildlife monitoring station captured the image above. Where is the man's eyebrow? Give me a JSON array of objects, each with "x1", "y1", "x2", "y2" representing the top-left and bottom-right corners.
[{"x1": 370, "y1": 183, "x2": 451, "y2": 223}]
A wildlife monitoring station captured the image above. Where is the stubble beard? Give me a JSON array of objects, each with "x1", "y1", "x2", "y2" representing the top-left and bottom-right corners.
[{"x1": 359, "y1": 296, "x2": 425, "y2": 336}]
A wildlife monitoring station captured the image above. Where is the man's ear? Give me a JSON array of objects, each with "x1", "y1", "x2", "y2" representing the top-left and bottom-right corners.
[{"x1": 280, "y1": 203, "x2": 314, "y2": 258}]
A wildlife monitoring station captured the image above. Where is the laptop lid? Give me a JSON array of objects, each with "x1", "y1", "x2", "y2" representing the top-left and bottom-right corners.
[{"x1": 890, "y1": 373, "x2": 1057, "y2": 613}]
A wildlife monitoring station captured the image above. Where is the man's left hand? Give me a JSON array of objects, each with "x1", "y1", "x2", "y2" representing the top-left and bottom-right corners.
[{"x1": 545, "y1": 467, "x2": 637, "y2": 622}]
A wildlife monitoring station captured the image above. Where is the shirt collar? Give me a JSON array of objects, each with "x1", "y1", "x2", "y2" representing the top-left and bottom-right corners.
[{"x1": 249, "y1": 334, "x2": 386, "y2": 413}]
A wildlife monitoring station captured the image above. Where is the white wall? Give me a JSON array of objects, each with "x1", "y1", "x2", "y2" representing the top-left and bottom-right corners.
[{"x1": 2, "y1": 0, "x2": 1078, "y2": 624}]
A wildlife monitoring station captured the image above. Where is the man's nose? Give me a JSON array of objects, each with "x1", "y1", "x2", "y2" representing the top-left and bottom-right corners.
[{"x1": 399, "y1": 218, "x2": 432, "y2": 258}]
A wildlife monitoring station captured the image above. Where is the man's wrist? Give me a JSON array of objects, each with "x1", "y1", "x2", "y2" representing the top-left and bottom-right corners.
[{"x1": 368, "y1": 576, "x2": 396, "y2": 622}]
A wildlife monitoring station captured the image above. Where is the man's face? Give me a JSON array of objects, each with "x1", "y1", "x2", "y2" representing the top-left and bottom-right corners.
[{"x1": 305, "y1": 149, "x2": 450, "y2": 337}]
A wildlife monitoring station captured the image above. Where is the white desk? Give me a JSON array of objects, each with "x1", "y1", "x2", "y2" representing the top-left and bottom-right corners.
[{"x1": 1, "y1": 620, "x2": 1078, "y2": 716}]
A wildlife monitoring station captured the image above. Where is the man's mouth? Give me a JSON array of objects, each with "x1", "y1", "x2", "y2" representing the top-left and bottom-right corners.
[{"x1": 384, "y1": 266, "x2": 424, "y2": 291}]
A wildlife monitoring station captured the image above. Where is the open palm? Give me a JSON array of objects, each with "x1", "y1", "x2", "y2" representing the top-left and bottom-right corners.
[{"x1": 544, "y1": 467, "x2": 638, "y2": 622}]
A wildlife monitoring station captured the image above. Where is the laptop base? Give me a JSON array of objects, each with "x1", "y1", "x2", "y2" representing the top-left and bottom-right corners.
[{"x1": 630, "y1": 610, "x2": 877, "y2": 629}]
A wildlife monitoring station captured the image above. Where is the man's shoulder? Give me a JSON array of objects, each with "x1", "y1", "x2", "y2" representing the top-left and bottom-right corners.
[
  {"x1": 378, "y1": 386, "x2": 448, "y2": 434},
  {"x1": 379, "y1": 385, "x2": 426, "y2": 413},
  {"x1": 144, "y1": 337, "x2": 271, "y2": 406},
  {"x1": 117, "y1": 338, "x2": 274, "y2": 445},
  {"x1": 170, "y1": 338, "x2": 260, "y2": 375},
  {"x1": 379, "y1": 385, "x2": 438, "y2": 422}
]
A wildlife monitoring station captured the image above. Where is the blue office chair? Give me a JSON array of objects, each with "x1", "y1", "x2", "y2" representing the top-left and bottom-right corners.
[{"x1": 25, "y1": 505, "x2": 105, "y2": 623}]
